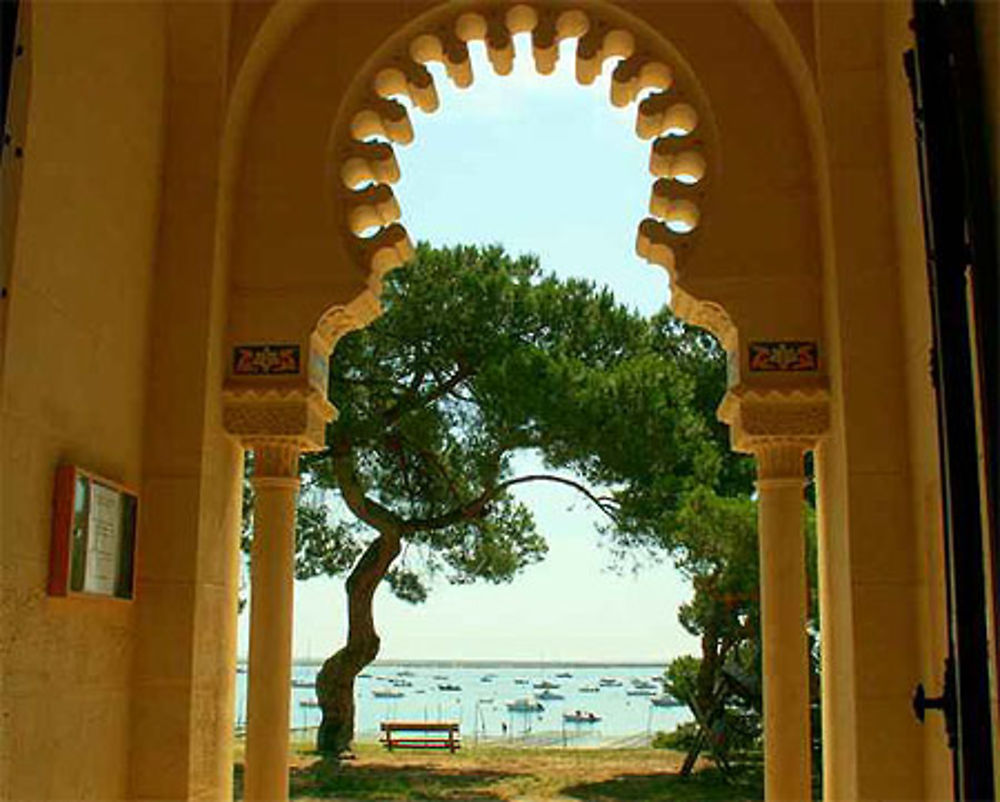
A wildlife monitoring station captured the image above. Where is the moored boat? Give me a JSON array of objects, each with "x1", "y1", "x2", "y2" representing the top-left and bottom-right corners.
[
  {"x1": 372, "y1": 687, "x2": 404, "y2": 699},
  {"x1": 506, "y1": 697, "x2": 544, "y2": 713},
  {"x1": 563, "y1": 710, "x2": 601, "y2": 723},
  {"x1": 538, "y1": 689, "x2": 564, "y2": 701},
  {"x1": 651, "y1": 694, "x2": 683, "y2": 707}
]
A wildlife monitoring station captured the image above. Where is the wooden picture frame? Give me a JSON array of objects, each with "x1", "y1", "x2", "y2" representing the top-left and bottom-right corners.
[{"x1": 48, "y1": 465, "x2": 138, "y2": 600}]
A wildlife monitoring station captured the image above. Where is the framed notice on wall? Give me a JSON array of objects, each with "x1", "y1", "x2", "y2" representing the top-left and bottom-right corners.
[{"x1": 48, "y1": 466, "x2": 138, "y2": 600}]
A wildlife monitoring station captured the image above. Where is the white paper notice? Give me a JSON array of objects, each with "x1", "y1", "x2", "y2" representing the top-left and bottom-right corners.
[{"x1": 83, "y1": 482, "x2": 122, "y2": 595}]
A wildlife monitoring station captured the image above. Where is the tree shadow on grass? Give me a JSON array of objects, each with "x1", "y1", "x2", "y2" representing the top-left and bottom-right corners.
[
  {"x1": 559, "y1": 765, "x2": 764, "y2": 802},
  {"x1": 291, "y1": 758, "x2": 526, "y2": 801},
  {"x1": 235, "y1": 758, "x2": 526, "y2": 801}
]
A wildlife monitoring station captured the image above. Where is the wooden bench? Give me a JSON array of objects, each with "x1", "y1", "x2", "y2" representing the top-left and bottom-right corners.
[{"x1": 379, "y1": 721, "x2": 460, "y2": 753}]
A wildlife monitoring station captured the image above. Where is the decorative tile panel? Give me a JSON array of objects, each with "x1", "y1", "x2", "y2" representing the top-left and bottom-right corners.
[
  {"x1": 232, "y1": 344, "x2": 301, "y2": 376},
  {"x1": 748, "y1": 341, "x2": 819, "y2": 372}
]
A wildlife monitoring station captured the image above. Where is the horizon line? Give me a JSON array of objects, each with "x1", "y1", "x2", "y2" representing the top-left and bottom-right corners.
[{"x1": 236, "y1": 657, "x2": 673, "y2": 668}]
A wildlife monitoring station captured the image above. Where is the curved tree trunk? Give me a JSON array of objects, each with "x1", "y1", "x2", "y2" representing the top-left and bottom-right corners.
[
  {"x1": 315, "y1": 526, "x2": 401, "y2": 755},
  {"x1": 680, "y1": 630, "x2": 723, "y2": 776}
]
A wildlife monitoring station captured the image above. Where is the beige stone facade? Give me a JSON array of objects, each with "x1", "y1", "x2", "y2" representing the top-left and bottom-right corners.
[{"x1": 0, "y1": 1, "x2": 996, "y2": 799}]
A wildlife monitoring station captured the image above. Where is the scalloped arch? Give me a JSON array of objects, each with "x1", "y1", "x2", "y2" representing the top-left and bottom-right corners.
[{"x1": 323, "y1": 1, "x2": 736, "y2": 352}]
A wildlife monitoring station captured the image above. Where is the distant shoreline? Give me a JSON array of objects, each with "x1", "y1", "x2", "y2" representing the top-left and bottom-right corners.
[{"x1": 238, "y1": 658, "x2": 669, "y2": 669}]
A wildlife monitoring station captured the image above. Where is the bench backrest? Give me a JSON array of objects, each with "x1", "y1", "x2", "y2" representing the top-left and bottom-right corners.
[{"x1": 380, "y1": 721, "x2": 459, "y2": 733}]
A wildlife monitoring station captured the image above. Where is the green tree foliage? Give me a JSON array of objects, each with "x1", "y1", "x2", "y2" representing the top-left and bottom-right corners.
[
  {"x1": 293, "y1": 243, "x2": 718, "y2": 754},
  {"x1": 659, "y1": 489, "x2": 763, "y2": 775},
  {"x1": 655, "y1": 489, "x2": 820, "y2": 776}
]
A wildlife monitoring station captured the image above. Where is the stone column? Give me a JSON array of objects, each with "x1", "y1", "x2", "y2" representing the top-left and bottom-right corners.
[
  {"x1": 718, "y1": 384, "x2": 828, "y2": 802},
  {"x1": 244, "y1": 440, "x2": 300, "y2": 802},
  {"x1": 754, "y1": 441, "x2": 812, "y2": 802}
]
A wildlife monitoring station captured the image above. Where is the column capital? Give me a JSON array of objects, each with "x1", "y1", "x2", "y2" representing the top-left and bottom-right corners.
[
  {"x1": 249, "y1": 440, "x2": 302, "y2": 487},
  {"x1": 717, "y1": 382, "x2": 830, "y2": 456},
  {"x1": 754, "y1": 440, "x2": 809, "y2": 483}
]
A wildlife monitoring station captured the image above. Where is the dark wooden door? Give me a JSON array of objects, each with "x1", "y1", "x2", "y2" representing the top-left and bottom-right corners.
[{"x1": 907, "y1": 2, "x2": 998, "y2": 799}]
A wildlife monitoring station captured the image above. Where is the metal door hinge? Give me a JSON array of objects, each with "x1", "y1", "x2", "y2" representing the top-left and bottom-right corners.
[{"x1": 913, "y1": 656, "x2": 957, "y2": 749}]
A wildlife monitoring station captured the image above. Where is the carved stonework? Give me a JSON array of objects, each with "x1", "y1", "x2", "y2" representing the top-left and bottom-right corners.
[
  {"x1": 718, "y1": 382, "x2": 830, "y2": 456},
  {"x1": 671, "y1": 284, "x2": 738, "y2": 352},
  {"x1": 251, "y1": 441, "x2": 301, "y2": 481},
  {"x1": 222, "y1": 387, "x2": 335, "y2": 452},
  {"x1": 336, "y1": 2, "x2": 716, "y2": 324},
  {"x1": 314, "y1": 288, "x2": 383, "y2": 353},
  {"x1": 754, "y1": 441, "x2": 809, "y2": 482}
]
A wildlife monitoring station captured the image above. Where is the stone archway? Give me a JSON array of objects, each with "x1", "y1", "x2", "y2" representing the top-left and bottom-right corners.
[{"x1": 220, "y1": 4, "x2": 830, "y2": 800}]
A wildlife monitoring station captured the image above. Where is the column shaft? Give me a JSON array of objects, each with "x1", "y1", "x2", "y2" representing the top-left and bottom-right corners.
[
  {"x1": 244, "y1": 444, "x2": 299, "y2": 802},
  {"x1": 756, "y1": 444, "x2": 811, "y2": 801}
]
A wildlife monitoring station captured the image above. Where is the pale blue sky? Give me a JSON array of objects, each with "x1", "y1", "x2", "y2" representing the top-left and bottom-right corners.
[{"x1": 239, "y1": 37, "x2": 697, "y2": 663}]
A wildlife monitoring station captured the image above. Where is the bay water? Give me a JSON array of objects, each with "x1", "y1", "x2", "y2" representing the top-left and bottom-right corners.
[{"x1": 235, "y1": 662, "x2": 692, "y2": 746}]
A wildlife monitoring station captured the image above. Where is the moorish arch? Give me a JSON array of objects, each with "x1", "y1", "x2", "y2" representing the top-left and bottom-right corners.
[
  {"x1": 220, "y1": 2, "x2": 836, "y2": 801},
  {"x1": 0, "y1": 0, "x2": 978, "y2": 800}
]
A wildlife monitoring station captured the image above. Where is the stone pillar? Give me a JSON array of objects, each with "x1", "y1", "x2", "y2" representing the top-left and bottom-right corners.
[
  {"x1": 718, "y1": 384, "x2": 829, "y2": 802},
  {"x1": 244, "y1": 441, "x2": 301, "y2": 800},
  {"x1": 222, "y1": 340, "x2": 339, "y2": 802},
  {"x1": 243, "y1": 441, "x2": 301, "y2": 802},
  {"x1": 754, "y1": 441, "x2": 812, "y2": 801}
]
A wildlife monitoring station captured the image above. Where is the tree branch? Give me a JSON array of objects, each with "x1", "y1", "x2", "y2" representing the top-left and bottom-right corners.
[
  {"x1": 381, "y1": 364, "x2": 475, "y2": 428},
  {"x1": 495, "y1": 474, "x2": 620, "y2": 518},
  {"x1": 399, "y1": 472, "x2": 618, "y2": 535},
  {"x1": 330, "y1": 450, "x2": 405, "y2": 535}
]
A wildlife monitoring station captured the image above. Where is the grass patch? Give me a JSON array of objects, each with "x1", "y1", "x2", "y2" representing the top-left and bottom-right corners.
[{"x1": 235, "y1": 741, "x2": 765, "y2": 800}]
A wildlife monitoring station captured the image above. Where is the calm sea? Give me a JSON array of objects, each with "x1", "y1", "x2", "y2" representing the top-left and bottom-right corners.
[{"x1": 235, "y1": 662, "x2": 692, "y2": 746}]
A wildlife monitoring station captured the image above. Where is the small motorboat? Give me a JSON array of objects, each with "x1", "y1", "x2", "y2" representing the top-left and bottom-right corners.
[
  {"x1": 563, "y1": 710, "x2": 601, "y2": 723},
  {"x1": 390, "y1": 678, "x2": 412, "y2": 687},
  {"x1": 598, "y1": 677, "x2": 622, "y2": 687},
  {"x1": 533, "y1": 679, "x2": 559, "y2": 690},
  {"x1": 626, "y1": 688, "x2": 655, "y2": 696},
  {"x1": 651, "y1": 694, "x2": 684, "y2": 707},
  {"x1": 556, "y1": 672, "x2": 572, "y2": 678},
  {"x1": 631, "y1": 678, "x2": 656, "y2": 690},
  {"x1": 372, "y1": 687, "x2": 404, "y2": 699},
  {"x1": 579, "y1": 685, "x2": 600, "y2": 693},
  {"x1": 299, "y1": 699, "x2": 320, "y2": 708},
  {"x1": 438, "y1": 683, "x2": 461, "y2": 692},
  {"x1": 291, "y1": 678, "x2": 314, "y2": 688},
  {"x1": 513, "y1": 677, "x2": 529, "y2": 685},
  {"x1": 538, "y1": 689, "x2": 564, "y2": 701},
  {"x1": 507, "y1": 697, "x2": 544, "y2": 713}
]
